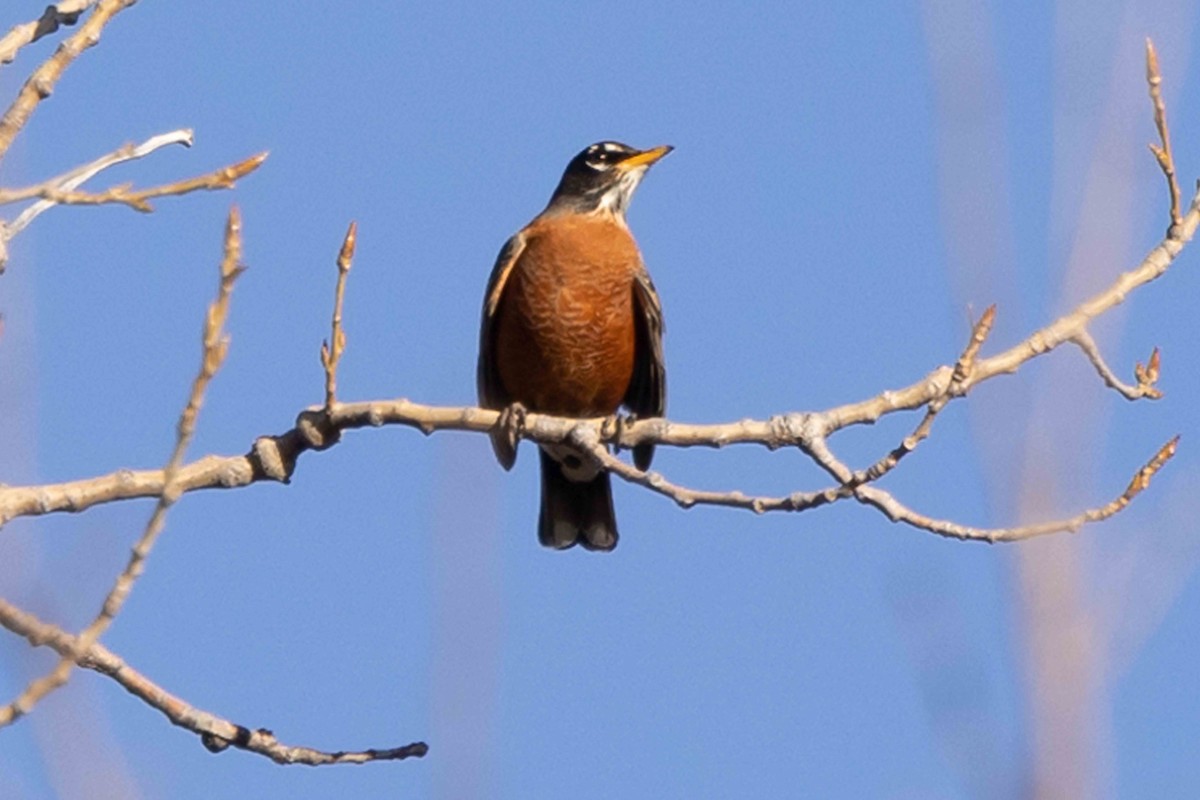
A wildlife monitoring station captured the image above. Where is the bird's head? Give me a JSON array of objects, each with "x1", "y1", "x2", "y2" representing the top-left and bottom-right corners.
[{"x1": 547, "y1": 141, "x2": 673, "y2": 216}]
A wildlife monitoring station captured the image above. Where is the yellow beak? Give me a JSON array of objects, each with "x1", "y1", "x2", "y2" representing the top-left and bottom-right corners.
[{"x1": 617, "y1": 144, "x2": 674, "y2": 170}]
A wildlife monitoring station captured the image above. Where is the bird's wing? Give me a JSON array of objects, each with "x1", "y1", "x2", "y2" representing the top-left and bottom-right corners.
[
  {"x1": 624, "y1": 267, "x2": 666, "y2": 471},
  {"x1": 477, "y1": 231, "x2": 527, "y2": 469}
]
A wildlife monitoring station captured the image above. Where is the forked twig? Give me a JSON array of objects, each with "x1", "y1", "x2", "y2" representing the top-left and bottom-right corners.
[
  {"x1": 0, "y1": 128, "x2": 195, "y2": 208},
  {"x1": 855, "y1": 305, "x2": 997, "y2": 486},
  {"x1": 20, "y1": 152, "x2": 268, "y2": 213},
  {"x1": 1071, "y1": 332, "x2": 1162, "y2": 400},
  {"x1": 0, "y1": 129, "x2": 266, "y2": 271},
  {"x1": 0, "y1": 208, "x2": 244, "y2": 728}
]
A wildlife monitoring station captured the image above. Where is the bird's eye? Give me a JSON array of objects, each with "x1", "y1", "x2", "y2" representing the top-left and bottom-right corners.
[{"x1": 582, "y1": 142, "x2": 630, "y2": 171}]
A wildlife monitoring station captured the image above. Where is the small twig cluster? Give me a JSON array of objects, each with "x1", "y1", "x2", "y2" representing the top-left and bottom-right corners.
[{"x1": 0, "y1": 5, "x2": 1190, "y2": 770}]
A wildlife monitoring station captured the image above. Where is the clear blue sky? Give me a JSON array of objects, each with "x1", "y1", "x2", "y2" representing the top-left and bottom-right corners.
[{"x1": 2, "y1": 2, "x2": 1198, "y2": 797}]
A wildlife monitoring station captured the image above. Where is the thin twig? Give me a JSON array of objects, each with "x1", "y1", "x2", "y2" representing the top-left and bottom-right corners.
[
  {"x1": 0, "y1": 0, "x2": 140, "y2": 163},
  {"x1": 0, "y1": 1, "x2": 97, "y2": 66},
  {"x1": 0, "y1": 208, "x2": 243, "y2": 728},
  {"x1": 855, "y1": 305, "x2": 996, "y2": 485},
  {"x1": 854, "y1": 437, "x2": 1179, "y2": 542},
  {"x1": 16, "y1": 152, "x2": 268, "y2": 213},
  {"x1": 1145, "y1": 38, "x2": 1183, "y2": 232},
  {"x1": 0, "y1": 598, "x2": 428, "y2": 764},
  {"x1": 569, "y1": 424, "x2": 841, "y2": 514},
  {"x1": 321, "y1": 221, "x2": 356, "y2": 411}
]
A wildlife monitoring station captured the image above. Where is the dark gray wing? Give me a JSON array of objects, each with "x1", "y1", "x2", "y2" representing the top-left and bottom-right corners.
[
  {"x1": 476, "y1": 232, "x2": 527, "y2": 470},
  {"x1": 624, "y1": 268, "x2": 666, "y2": 471}
]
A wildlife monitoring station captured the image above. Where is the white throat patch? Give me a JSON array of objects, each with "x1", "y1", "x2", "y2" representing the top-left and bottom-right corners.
[{"x1": 595, "y1": 167, "x2": 647, "y2": 216}]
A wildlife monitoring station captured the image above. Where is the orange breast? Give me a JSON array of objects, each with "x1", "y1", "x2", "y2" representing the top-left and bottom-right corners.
[{"x1": 495, "y1": 213, "x2": 641, "y2": 416}]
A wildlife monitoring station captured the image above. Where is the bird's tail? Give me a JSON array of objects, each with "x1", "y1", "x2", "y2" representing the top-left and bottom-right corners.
[{"x1": 538, "y1": 448, "x2": 618, "y2": 551}]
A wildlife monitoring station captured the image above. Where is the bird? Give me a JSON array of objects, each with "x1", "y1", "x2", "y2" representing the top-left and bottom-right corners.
[{"x1": 477, "y1": 140, "x2": 670, "y2": 551}]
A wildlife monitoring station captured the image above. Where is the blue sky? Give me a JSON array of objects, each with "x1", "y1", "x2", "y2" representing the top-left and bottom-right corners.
[{"x1": 1, "y1": 2, "x2": 1199, "y2": 797}]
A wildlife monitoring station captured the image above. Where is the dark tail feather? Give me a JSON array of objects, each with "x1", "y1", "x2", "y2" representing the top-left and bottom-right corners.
[{"x1": 538, "y1": 449, "x2": 618, "y2": 551}]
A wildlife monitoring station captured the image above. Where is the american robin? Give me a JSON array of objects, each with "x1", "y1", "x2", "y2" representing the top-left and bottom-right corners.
[{"x1": 477, "y1": 141, "x2": 671, "y2": 551}]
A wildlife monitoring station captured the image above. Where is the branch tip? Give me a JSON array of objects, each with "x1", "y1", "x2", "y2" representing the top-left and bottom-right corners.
[
  {"x1": 1124, "y1": 435, "x2": 1179, "y2": 498},
  {"x1": 237, "y1": 151, "x2": 269, "y2": 172},
  {"x1": 1134, "y1": 346, "x2": 1162, "y2": 397},
  {"x1": 338, "y1": 221, "x2": 358, "y2": 271},
  {"x1": 979, "y1": 303, "x2": 997, "y2": 327},
  {"x1": 960, "y1": 303, "x2": 996, "y2": 370},
  {"x1": 323, "y1": 225, "x2": 357, "y2": 409},
  {"x1": 225, "y1": 206, "x2": 242, "y2": 240},
  {"x1": 1144, "y1": 38, "x2": 1182, "y2": 229}
]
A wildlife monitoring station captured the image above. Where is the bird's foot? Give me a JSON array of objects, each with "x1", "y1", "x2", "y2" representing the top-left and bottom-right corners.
[
  {"x1": 601, "y1": 412, "x2": 638, "y2": 453},
  {"x1": 497, "y1": 402, "x2": 528, "y2": 462}
]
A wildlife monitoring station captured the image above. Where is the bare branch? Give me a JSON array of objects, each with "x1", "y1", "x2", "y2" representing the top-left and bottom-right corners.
[
  {"x1": 0, "y1": 598, "x2": 428, "y2": 765},
  {"x1": 1145, "y1": 38, "x2": 1183, "y2": 232},
  {"x1": 0, "y1": 359, "x2": 1182, "y2": 546},
  {"x1": 0, "y1": 208, "x2": 243, "y2": 728},
  {"x1": 0, "y1": 1, "x2": 96, "y2": 67},
  {"x1": 0, "y1": 0, "x2": 139, "y2": 163},
  {"x1": 20, "y1": 152, "x2": 268, "y2": 213},
  {"x1": 0, "y1": 130, "x2": 266, "y2": 272},
  {"x1": 571, "y1": 423, "x2": 841, "y2": 514},
  {"x1": 1, "y1": 128, "x2": 194, "y2": 205},
  {"x1": 0, "y1": 128, "x2": 192, "y2": 271},
  {"x1": 0, "y1": 400, "x2": 816, "y2": 531},
  {"x1": 575, "y1": 409, "x2": 1180, "y2": 544},
  {"x1": 321, "y1": 221, "x2": 357, "y2": 411},
  {"x1": 854, "y1": 437, "x2": 1179, "y2": 542}
]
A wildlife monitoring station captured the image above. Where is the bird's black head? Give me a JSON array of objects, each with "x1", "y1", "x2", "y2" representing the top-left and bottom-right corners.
[{"x1": 546, "y1": 141, "x2": 673, "y2": 216}]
